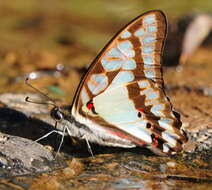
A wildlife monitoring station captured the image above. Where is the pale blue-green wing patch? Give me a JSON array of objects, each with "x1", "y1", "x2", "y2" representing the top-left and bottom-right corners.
[{"x1": 71, "y1": 10, "x2": 187, "y2": 155}]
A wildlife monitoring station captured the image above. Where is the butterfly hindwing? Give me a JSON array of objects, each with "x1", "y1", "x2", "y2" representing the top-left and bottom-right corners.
[{"x1": 71, "y1": 10, "x2": 187, "y2": 155}]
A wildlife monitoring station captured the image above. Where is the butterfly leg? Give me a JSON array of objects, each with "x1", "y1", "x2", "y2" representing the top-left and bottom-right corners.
[
  {"x1": 33, "y1": 122, "x2": 67, "y2": 159},
  {"x1": 81, "y1": 135, "x2": 94, "y2": 157},
  {"x1": 54, "y1": 123, "x2": 68, "y2": 158},
  {"x1": 34, "y1": 130, "x2": 64, "y2": 143}
]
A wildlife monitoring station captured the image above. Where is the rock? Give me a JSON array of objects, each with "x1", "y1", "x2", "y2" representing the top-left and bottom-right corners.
[
  {"x1": 0, "y1": 134, "x2": 55, "y2": 176},
  {"x1": 0, "y1": 93, "x2": 67, "y2": 176}
]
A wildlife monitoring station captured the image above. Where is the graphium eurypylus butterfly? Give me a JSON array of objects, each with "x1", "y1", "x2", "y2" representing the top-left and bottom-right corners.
[{"x1": 50, "y1": 10, "x2": 187, "y2": 155}]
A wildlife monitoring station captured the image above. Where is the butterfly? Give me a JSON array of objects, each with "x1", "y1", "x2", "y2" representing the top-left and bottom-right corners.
[{"x1": 50, "y1": 10, "x2": 188, "y2": 156}]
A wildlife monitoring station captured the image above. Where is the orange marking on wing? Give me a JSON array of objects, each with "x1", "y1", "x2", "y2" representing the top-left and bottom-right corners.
[
  {"x1": 90, "y1": 79, "x2": 99, "y2": 87},
  {"x1": 153, "y1": 135, "x2": 159, "y2": 147},
  {"x1": 86, "y1": 102, "x2": 94, "y2": 110},
  {"x1": 137, "y1": 108, "x2": 145, "y2": 113}
]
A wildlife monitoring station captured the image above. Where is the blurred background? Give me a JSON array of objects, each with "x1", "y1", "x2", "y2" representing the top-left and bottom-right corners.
[{"x1": 0, "y1": 0, "x2": 211, "y2": 103}]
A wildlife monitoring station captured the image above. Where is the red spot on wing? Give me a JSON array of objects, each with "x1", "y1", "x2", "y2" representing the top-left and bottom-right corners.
[
  {"x1": 136, "y1": 140, "x2": 147, "y2": 145},
  {"x1": 137, "y1": 108, "x2": 145, "y2": 113},
  {"x1": 153, "y1": 136, "x2": 159, "y2": 147},
  {"x1": 87, "y1": 102, "x2": 93, "y2": 110}
]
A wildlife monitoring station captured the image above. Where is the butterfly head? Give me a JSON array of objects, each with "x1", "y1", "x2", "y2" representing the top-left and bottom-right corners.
[
  {"x1": 50, "y1": 107, "x2": 64, "y2": 122},
  {"x1": 50, "y1": 105, "x2": 72, "y2": 123}
]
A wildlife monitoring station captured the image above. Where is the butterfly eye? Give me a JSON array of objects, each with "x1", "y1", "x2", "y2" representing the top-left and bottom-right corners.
[{"x1": 51, "y1": 107, "x2": 63, "y2": 121}]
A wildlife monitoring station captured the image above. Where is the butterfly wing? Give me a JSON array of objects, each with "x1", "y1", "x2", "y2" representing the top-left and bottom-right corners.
[{"x1": 71, "y1": 10, "x2": 187, "y2": 155}]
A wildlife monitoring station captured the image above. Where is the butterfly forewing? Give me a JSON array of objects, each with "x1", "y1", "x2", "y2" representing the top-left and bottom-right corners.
[{"x1": 71, "y1": 10, "x2": 187, "y2": 155}]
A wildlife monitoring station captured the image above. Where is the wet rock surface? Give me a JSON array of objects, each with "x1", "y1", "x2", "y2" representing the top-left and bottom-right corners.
[
  {"x1": 0, "y1": 94, "x2": 68, "y2": 177},
  {"x1": 0, "y1": 134, "x2": 55, "y2": 176}
]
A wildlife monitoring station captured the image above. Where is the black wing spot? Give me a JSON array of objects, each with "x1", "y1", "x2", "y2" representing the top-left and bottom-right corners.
[
  {"x1": 146, "y1": 123, "x2": 151, "y2": 128},
  {"x1": 137, "y1": 112, "x2": 142, "y2": 118}
]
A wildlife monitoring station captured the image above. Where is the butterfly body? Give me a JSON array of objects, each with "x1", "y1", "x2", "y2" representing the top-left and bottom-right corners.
[
  {"x1": 53, "y1": 10, "x2": 187, "y2": 156},
  {"x1": 53, "y1": 106, "x2": 136, "y2": 148}
]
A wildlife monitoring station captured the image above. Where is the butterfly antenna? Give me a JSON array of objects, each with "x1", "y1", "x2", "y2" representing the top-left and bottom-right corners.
[
  {"x1": 25, "y1": 96, "x2": 56, "y2": 107},
  {"x1": 25, "y1": 77, "x2": 56, "y2": 107}
]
